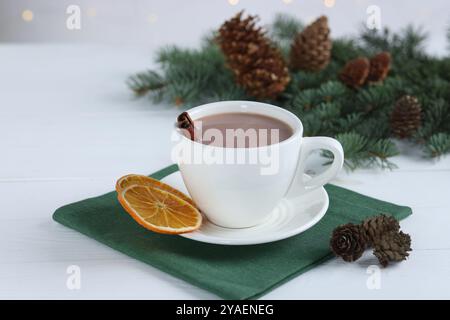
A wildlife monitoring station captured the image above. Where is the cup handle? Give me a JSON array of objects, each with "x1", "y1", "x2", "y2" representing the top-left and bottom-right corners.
[{"x1": 286, "y1": 136, "x2": 344, "y2": 198}]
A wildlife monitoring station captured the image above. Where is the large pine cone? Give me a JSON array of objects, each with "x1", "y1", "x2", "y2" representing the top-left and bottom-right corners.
[
  {"x1": 216, "y1": 12, "x2": 290, "y2": 99},
  {"x1": 339, "y1": 57, "x2": 370, "y2": 88},
  {"x1": 362, "y1": 214, "x2": 400, "y2": 246},
  {"x1": 330, "y1": 223, "x2": 367, "y2": 262},
  {"x1": 373, "y1": 231, "x2": 412, "y2": 267},
  {"x1": 290, "y1": 16, "x2": 332, "y2": 72},
  {"x1": 390, "y1": 95, "x2": 422, "y2": 138},
  {"x1": 367, "y1": 52, "x2": 391, "y2": 83}
]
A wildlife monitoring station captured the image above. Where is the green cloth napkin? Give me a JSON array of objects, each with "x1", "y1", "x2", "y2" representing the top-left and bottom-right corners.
[{"x1": 53, "y1": 164, "x2": 412, "y2": 300}]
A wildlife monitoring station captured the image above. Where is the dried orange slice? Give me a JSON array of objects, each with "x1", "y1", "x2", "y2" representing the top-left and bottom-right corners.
[
  {"x1": 117, "y1": 185, "x2": 202, "y2": 234},
  {"x1": 116, "y1": 174, "x2": 195, "y2": 206}
]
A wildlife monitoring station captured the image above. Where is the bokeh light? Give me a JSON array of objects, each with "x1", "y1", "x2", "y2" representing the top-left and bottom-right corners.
[
  {"x1": 148, "y1": 13, "x2": 158, "y2": 24},
  {"x1": 22, "y1": 10, "x2": 34, "y2": 22},
  {"x1": 87, "y1": 7, "x2": 97, "y2": 17},
  {"x1": 324, "y1": 0, "x2": 336, "y2": 8},
  {"x1": 228, "y1": 0, "x2": 239, "y2": 6}
]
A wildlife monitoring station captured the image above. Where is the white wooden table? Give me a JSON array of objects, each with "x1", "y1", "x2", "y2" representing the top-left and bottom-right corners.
[{"x1": 1, "y1": 44, "x2": 449, "y2": 299}]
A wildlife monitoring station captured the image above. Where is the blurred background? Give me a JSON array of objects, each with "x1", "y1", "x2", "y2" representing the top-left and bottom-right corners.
[{"x1": 0, "y1": 0, "x2": 449, "y2": 55}]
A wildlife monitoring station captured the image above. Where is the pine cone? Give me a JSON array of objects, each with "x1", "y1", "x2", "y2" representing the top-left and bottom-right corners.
[
  {"x1": 330, "y1": 223, "x2": 367, "y2": 262},
  {"x1": 362, "y1": 214, "x2": 400, "y2": 246},
  {"x1": 390, "y1": 95, "x2": 422, "y2": 138},
  {"x1": 367, "y1": 52, "x2": 391, "y2": 83},
  {"x1": 216, "y1": 12, "x2": 290, "y2": 99},
  {"x1": 339, "y1": 57, "x2": 370, "y2": 88},
  {"x1": 290, "y1": 16, "x2": 332, "y2": 72},
  {"x1": 373, "y1": 231, "x2": 412, "y2": 267},
  {"x1": 400, "y1": 231, "x2": 412, "y2": 249}
]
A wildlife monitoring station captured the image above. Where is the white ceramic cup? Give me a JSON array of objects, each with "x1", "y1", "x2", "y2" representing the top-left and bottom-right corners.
[{"x1": 172, "y1": 101, "x2": 344, "y2": 228}]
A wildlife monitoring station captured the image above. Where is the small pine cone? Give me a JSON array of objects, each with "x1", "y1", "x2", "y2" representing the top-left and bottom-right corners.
[
  {"x1": 330, "y1": 223, "x2": 367, "y2": 262},
  {"x1": 362, "y1": 214, "x2": 400, "y2": 246},
  {"x1": 398, "y1": 231, "x2": 412, "y2": 251},
  {"x1": 390, "y1": 95, "x2": 422, "y2": 139},
  {"x1": 373, "y1": 231, "x2": 412, "y2": 267},
  {"x1": 216, "y1": 12, "x2": 290, "y2": 99},
  {"x1": 367, "y1": 52, "x2": 391, "y2": 83},
  {"x1": 399, "y1": 231, "x2": 412, "y2": 249},
  {"x1": 339, "y1": 57, "x2": 370, "y2": 88},
  {"x1": 290, "y1": 16, "x2": 332, "y2": 72}
]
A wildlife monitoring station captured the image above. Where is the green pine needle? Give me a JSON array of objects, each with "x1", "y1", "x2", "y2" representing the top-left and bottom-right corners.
[
  {"x1": 425, "y1": 133, "x2": 450, "y2": 157},
  {"x1": 127, "y1": 70, "x2": 165, "y2": 98},
  {"x1": 271, "y1": 13, "x2": 303, "y2": 42}
]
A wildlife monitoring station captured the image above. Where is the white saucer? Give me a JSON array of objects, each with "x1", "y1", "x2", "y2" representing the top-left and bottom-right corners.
[{"x1": 161, "y1": 171, "x2": 329, "y2": 245}]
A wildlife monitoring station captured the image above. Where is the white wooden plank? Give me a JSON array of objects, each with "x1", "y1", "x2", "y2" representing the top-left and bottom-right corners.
[
  {"x1": 0, "y1": 45, "x2": 158, "y2": 115},
  {"x1": 1, "y1": 248, "x2": 448, "y2": 299},
  {"x1": 0, "y1": 112, "x2": 177, "y2": 178},
  {"x1": 0, "y1": 259, "x2": 214, "y2": 300},
  {"x1": 263, "y1": 249, "x2": 450, "y2": 299},
  {"x1": 334, "y1": 169, "x2": 450, "y2": 208}
]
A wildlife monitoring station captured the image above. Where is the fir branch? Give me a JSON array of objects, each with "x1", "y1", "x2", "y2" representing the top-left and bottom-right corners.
[
  {"x1": 127, "y1": 70, "x2": 166, "y2": 98},
  {"x1": 270, "y1": 13, "x2": 303, "y2": 57},
  {"x1": 354, "y1": 115, "x2": 391, "y2": 140},
  {"x1": 360, "y1": 25, "x2": 427, "y2": 59},
  {"x1": 424, "y1": 133, "x2": 450, "y2": 157},
  {"x1": 354, "y1": 82, "x2": 396, "y2": 113},
  {"x1": 359, "y1": 27, "x2": 391, "y2": 54},
  {"x1": 366, "y1": 139, "x2": 399, "y2": 169},
  {"x1": 270, "y1": 13, "x2": 303, "y2": 42},
  {"x1": 415, "y1": 99, "x2": 450, "y2": 143},
  {"x1": 155, "y1": 44, "x2": 246, "y2": 105},
  {"x1": 128, "y1": 13, "x2": 450, "y2": 169},
  {"x1": 289, "y1": 80, "x2": 347, "y2": 112},
  {"x1": 448, "y1": 26, "x2": 450, "y2": 52},
  {"x1": 323, "y1": 133, "x2": 398, "y2": 170},
  {"x1": 395, "y1": 25, "x2": 427, "y2": 57},
  {"x1": 318, "y1": 81, "x2": 348, "y2": 100},
  {"x1": 323, "y1": 132, "x2": 368, "y2": 170},
  {"x1": 332, "y1": 38, "x2": 366, "y2": 64},
  {"x1": 334, "y1": 113, "x2": 364, "y2": 132}
]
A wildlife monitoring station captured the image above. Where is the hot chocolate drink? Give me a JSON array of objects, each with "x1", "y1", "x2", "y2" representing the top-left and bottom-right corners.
[{"x1": 193, "y1": 112, "x2": 293, "y2": 148}]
